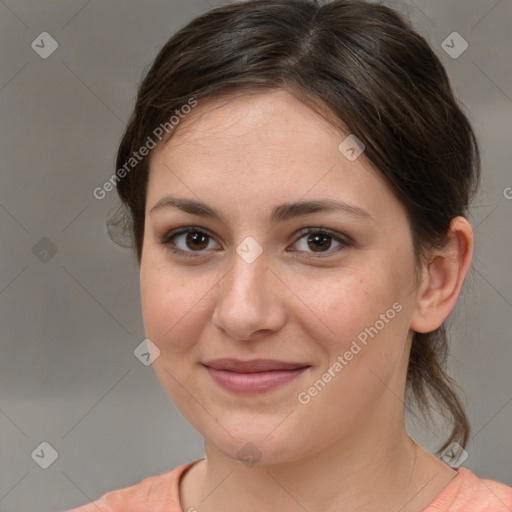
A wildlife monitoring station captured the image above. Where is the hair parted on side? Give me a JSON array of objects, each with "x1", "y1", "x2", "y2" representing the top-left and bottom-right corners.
[{"x1": 107, "y1": 0, "x2": 480, "y2": 454}]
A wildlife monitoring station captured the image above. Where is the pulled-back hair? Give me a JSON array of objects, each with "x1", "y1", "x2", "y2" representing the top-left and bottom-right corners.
[{"x1": 109, "y1": 0, "x2": 480, "y2": 454}]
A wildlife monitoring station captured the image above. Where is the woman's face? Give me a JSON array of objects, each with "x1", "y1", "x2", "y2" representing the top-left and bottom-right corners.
[{"x1": 140, "y1": 90, "x2": 421, "y2": 464}]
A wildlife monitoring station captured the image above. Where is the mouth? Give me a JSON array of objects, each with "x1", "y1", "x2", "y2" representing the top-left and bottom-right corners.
[{"x1": 203, "y1": 358, "x2": 311, "y2": 394}]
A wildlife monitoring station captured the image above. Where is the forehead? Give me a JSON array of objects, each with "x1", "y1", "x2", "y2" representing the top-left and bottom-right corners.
[
  {"x1": 146, "y1": 90, "x2": 401, "y2": 223},
  {"x1": 156, "y1": 90, "x2": 343, "y2": 156}
]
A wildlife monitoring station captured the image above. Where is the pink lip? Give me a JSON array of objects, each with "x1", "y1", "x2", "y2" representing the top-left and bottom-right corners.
[{"x1": 203, "y1": 358, "x2": 310, "y2": 394}]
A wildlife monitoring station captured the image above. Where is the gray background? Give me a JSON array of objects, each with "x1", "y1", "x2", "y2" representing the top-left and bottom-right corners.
[{"x1": 0, "y1": 1, "x2": 511, "y2": 511}]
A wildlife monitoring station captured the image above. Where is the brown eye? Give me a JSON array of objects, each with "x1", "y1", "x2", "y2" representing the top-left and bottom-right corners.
[
  {"x1": 290, "y1": 228, "x2": 351, "y2": 256},
  {"x1": 306, "y1": 232, "x2": 333, "y2": 252},
  {"x1": 184, "y1": 231, "x2": 209, "y2": 251},
  {"x1": 160, "y1": 227, "x2": 220, "y2": 257}
]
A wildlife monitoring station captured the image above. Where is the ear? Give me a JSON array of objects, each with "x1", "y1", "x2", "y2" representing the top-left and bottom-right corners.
[{"x1": 411, "y1": 216, "x2": 474, "y2": 334}]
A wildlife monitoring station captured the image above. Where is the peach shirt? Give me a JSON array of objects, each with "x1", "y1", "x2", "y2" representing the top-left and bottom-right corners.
[{"x1": 67, "y1": 459, "x2": 512, "y2": 512}]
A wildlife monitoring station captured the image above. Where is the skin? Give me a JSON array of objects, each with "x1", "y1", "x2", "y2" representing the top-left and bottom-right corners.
[{"x1": 139, "y1": 89, "x2": 473, "y2": 512}]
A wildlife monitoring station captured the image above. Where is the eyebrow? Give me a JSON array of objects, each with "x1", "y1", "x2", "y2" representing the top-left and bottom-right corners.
[{"x1": 150, "y1": 196, "x2": 373, "y2": 224}]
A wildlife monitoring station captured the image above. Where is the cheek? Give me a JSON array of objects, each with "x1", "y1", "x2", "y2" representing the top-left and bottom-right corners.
[
  {"x1": 291, "y1": 267, "x2": 399, "y2": 350},
  {"x1": 139, "y1": 267, "x2": 209, "y2": 411},
  {"x1": 292, "y1": 262, "x2": 413, "y2": 400},
  {"x1": 141, "y1": 283, "x2": 201, "y2": 353},
  {"x1": 140, "y1": 257, "x2": 204, "y2": 354},
  {"x1": 295, "y1": 272, "x2": 411, "y2": 428}
]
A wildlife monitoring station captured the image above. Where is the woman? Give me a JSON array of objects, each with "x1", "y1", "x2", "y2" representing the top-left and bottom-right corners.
[{"x1": 69, "y1": 0, "x2": 512, "y2": 510}]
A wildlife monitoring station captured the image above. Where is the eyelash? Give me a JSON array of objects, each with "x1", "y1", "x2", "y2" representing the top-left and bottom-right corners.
[{"x1": 158, "y1": 226, "x2": 352, "y2": 259}]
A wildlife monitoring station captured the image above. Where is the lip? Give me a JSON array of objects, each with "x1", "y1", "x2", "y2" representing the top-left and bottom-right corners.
[{"x1": 203, "y1": 358, "x2": 310, "y2": 394}]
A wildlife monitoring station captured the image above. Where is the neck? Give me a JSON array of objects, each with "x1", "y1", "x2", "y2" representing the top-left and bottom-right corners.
[{"x1": 180, "y1": 405, "x2": 456, "y2": 512}]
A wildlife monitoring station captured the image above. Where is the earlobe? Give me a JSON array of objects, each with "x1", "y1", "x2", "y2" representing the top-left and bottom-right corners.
[{"x1": 411, "y1": 217, "x2": 474, "y2": 334}]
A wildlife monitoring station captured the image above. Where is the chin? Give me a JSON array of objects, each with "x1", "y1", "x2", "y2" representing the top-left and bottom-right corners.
[{"x1": 202, "y1": 423, "x2": 313, "y2": 468}]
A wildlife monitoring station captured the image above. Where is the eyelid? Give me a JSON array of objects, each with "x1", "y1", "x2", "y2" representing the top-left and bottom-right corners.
[{"x1": 294, "y1": 226, "x2": 353, "y2": 246}]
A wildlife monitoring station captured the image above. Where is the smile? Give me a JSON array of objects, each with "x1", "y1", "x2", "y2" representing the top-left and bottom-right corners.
[{"x1": 203, "y1": 359, "x2": 311, "y2": 394}]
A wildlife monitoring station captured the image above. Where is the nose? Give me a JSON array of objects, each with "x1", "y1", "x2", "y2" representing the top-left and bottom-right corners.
[{"x1": 211, "y1": 248, "x2": 288, "y2": 342}]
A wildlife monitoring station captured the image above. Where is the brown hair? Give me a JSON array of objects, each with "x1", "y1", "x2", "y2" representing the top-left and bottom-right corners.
[{"x1": 109, "y1": 0, "x2": 479, "y2": 454}]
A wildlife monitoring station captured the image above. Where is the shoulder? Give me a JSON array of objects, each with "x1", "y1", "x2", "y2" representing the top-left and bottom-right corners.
[
  {"x1": 65, "y1": 460, "x2": 198, "y2": 512},
  {"x1": 425, "y1": 468, "x2": 512, "y2": 511}
]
